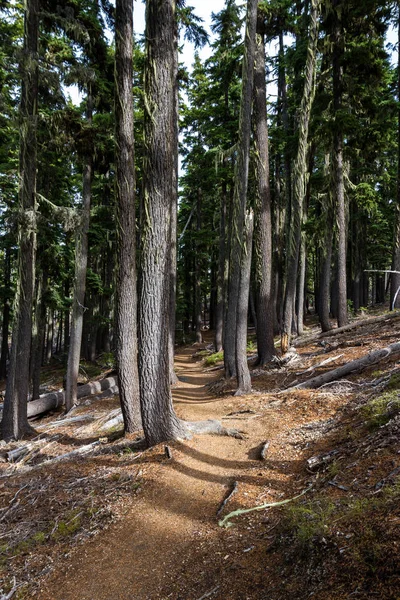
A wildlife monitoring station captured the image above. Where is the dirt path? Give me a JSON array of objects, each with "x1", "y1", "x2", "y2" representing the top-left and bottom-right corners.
[{"x1": 38, "y1": 346, "x2": 278, "y2": 600}]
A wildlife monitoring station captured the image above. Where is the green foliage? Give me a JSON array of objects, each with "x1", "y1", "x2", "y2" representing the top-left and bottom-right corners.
[
  {"x1": 204, "y1": 351, "x2": 224, "y2": 366},
  {"x1": 362, "y1": 389, "x2": 400, "y2": 429},
  {"x1": 285, "y1": 499, "x2": 337, "y2": 548}
]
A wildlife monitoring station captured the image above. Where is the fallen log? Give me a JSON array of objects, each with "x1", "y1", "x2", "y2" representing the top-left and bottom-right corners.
[
  {"x1": 27, "y1": 376, "x2": 118, "y2": 418},
  {"x1": 293, "y1": 311, "x2": 400, "y2": 349},
  {"x1": 288, "y1": 341, "x2": 400, "y2": 390}
]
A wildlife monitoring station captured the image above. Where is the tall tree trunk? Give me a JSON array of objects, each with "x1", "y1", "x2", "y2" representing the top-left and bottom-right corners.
[
  {"x1": 214, "y1": 180, "x2": 227, "y2": 352},
  {"x1": 139, "y1": 0, "x2": 187, "y2": 445},
  {"x1": 65, "y1": 89, "x2": 93, "y2": 412},
  {"x1": 114, "y1": 0, "x2": 141, "y2": 432},
  {"x1": 169, "y1": 14, "x2": 179, "y2": 385},
  {"x1": 195, "y1": 188, "x2": 203, "y2": 344},
  {"x1": 2, "y1": 0, "x2": 38, "y2": 440},
  {"x1": 332, "y1": 0, "x2": 347, "y2": 327},
  {"x1": 391, "y1": 3, "x2": 400, "y2": 310},
  {"x1": 253, "y1": 11, "x2": 275, "y2": 365},
  {"x1": 235, "y1": 211, "x2": 254, "y2": 395},
  {"x1": 0, "y1": 247, "x2": 11, "y2": 380},
  {"x1": 224, "y1": 0, "x2": 258, "y2": 379},
  {"x1": 296, "y1": 235, "x2": 306, "y2": 335},
  {"x1": 281, "y1": 0, "x2": 320, "y2": 353}
]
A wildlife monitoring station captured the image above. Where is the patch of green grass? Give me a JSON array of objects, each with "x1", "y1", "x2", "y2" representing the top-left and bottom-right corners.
[
  {"x1": 386, "y1": 373, "x2": 400, "y2": 390},
  {"x1": 51, "y1": 510, "x2": 82, "y2": 539},
  {"x1": 204, "y1": 351, "x2": 224, "y2": 366},
  {"x1": 284, "y1": 499, "x2": 337, "y2": 548},
  {"x1": 362, "y1": 390, "x2": 400, "y2": 429}
]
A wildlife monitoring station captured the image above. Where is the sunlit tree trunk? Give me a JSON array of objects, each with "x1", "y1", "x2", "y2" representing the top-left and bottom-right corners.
[
  {"x1": 114, "y1": 0, "x2": 141, "y2": 432},
  {"x1": 65, "y1": 88, "x2": 93, "y2": 412},
  {"x1": 139, "y1": 0, "x2": 187, "y2": 445},
  {"x1": 253, "y1": 10, "x2": 275, "y2": 365},
  {"x1": 224, "y1": 0, "x2": 258, "y2": 380},
  {"x1": 281, "y1": 0, "x2": 320, "y2": 353}
]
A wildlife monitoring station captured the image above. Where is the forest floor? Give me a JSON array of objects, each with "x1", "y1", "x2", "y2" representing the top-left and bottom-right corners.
[{"x1": 1, "y1": 309, "x2": 400, "y2": 599}]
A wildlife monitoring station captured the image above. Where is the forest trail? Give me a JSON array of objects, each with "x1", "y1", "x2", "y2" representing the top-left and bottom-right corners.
[
  {"x1": 4, "y1": 314, "x2": 400, "y2": 600},
  {"x1": 38, "y1": 342, "x2": 279, "y2": 600}
]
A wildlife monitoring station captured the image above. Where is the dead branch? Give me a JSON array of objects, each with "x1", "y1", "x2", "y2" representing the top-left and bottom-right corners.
[
  {"x1": 196, "y1": 586, "x2": 220, "y2": 600},
  {"x1": 0, "y1": 577, "x2": 17, "y2": 600},
  {"x1": 294, "y1": 311, "x2": 400, "y2": 348},
  {"x1": 296, "y1": 354, "x2": 344, "y2": 375},
  {"x1": 216, "y1": 481, "x2": 238, "y2": 517},
  {"x1": 287, "y1": 342, "x2": 400, "y2": 390}
]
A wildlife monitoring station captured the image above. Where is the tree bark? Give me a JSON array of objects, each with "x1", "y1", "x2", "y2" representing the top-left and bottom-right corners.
[
  {"x1": 0, "y1": 246, "x2": 11, "y2": 380},
  {"x1": 296, "y1": 235, "x2": 306, "y2": 336},
  {"x1": 214, "y1": 180, "x2": 227, "y2": 352},
  {"x1": 195, "y1": 188, "x2": 203, "y2": 344},
  {"x1": 319, "y1": 210, "x2": 334, "y2": 331},
  {"x1": 332, "y1": 0, "x2": 347, "y2": 327},
  {"x1": 235, "y1": 211, "x2": 254, "y2": 395},
  {"x1": 2, "y1": 0, "x2": 39, "y2": 440},
  {"x1": 224, "y1": 0, "x2": 258, "y2": 379},
  {"x1": 391, "y1": 3, "x2": 400, "y2": 310},
  {"x1": 114, "y1": 0, "x2": 142, "y2": 433},
  {"x1": 65, "y1": 89, "x2": 93, "y2": 412},
  {"x1": 139, "y1": 0, "x2": 187, "y2": 446},
  {"x1": 253, "y1": 11, "x2": 275, "y2": 366},
  {"x1": 169, "y1": 12, "x2": 179, "y2": 386},
  {"x1": 31, "y1": 268, "x2": 48, "y2": 400},
  {"x1": 281, "y1": 0, "x2": 320, "y2": 353}
]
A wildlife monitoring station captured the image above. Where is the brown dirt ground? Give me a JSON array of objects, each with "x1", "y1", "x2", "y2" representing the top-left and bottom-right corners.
[{"x1": 1, "y1": 311, "x2": 400, "y2": 600}]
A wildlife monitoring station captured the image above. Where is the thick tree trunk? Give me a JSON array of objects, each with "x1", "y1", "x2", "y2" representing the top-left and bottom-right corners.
[
  {"x1": 114, "y1": 0, "x2": 141, "y2": 432},
  {"x1": 169, "y1": 14, "x2": 179, "y2": 386},
  {"x1": 235, "y1": 211, "x2": 254, "y2": 395},
  {"x1": 65, "y1": 90, "x2": 93, "y2": 412},
  {"x1": 281, "y1": 0, "x2": 320, "y2": 353},
  {"x1": 224, "y1": 0, "x2": 258, "y2": 379},
  {"x1": 253, "y1": 12, "x2": 275, "y2": 366},
  {"x1": 2, "y1": 0, "x2": 39, "y2": 440},
  {"x1": 139, "y1": 0, "x2": 187, "y2": 445}
]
